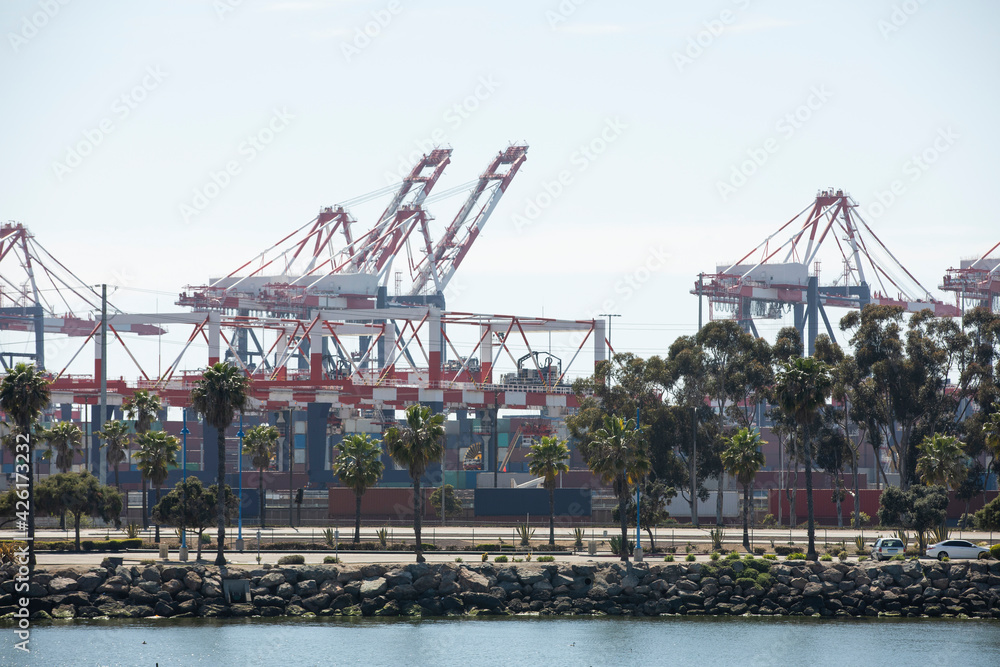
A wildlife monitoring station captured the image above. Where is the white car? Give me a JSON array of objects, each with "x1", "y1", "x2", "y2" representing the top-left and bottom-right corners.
[
  {"x1": 925, "y1": 540, "x2": 990, "y2": 560},
  {"x1": 871, "y1": 538, "x2": 905, "y2": 561}
]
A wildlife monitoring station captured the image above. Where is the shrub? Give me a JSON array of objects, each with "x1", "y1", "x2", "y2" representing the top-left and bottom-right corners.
[
  {"x1": 513, "y1": 558, "x2": 523, "y2": 563},
  {"x1": 573, "y1": 528, "x2": 585, "y2": 549},
  {"x1": 941, "y1": 556, "x2": 950, "y2": 562},
  {"x1": 516, "y1": 524, "x2": 535, "y2": 546},
  {"x1": 609, "y1": 536, "x2": 634, "y2": 557},
  {"x1": 494, "y1": 555, "x2": 508, "y2": 563},
  {"x1": 786, "y1": 553, "x2": 806, "y2": 560},
  {"x1": 481, "y1": 552, "x2": 489, "y2": 562},
  {"x1": 81, "y1": 540, "x2": 94, "y2": 551},
  {"x1": 991, "y1": 545, "x2": 1000, "y2": 560},
  {"x1": 376, "y1": 527, "x2": 389, "y2": 548},
  {"x1": 475, "y1": 544, "x2": 501, "y2": 551},
  {"x1": 277, "y1": 554, "x2": 305, "y2": 565},
  {"x1": 858, "y1": 556, "x2": 868, "y2": 562},
  {"x1": 753, "y1": 547, "x2": 765, "y2": 556},
  {"x1": 536, "y1": 555, "x2": 555, "y2": 562},
  {"x1": 455, "y1": 557, "x2": 463, "y2": 563},
  {"x1": 755, "y1": 572, "x2": 773, "y2": 588},
  {"x1": 664, "y1": 554, "x2": 674, "y2": 562},
  {"x1": 725, "y1": 551, "x2": 740, "y2": 561},
  {"x1": 735, "y1": 577, "x2": 758, "y2": 590},
  {"x1": 761, "y1": 513, "x2": 776, "y2": 527},
  {"x1": 322, "y1": 528, "x2": 335, "y2": 547},
  {"x1": 710, "y1": 552, "x2": 720, "y2": 561},
  {"x1": 323, "y1": 556, "x2": 340, "y2": 564},
  {"x1": 744, "y1": 558, "x2": 770, "y2": 574},
  {"x1": 890, "y1": 554, "x2": 905, "y2": 561},
  {"x1": 819, "y1": 554, "x2": 833, "y2": 562},
  {"x1": 838, "y1": 550, "x2": 848, "y2": 562},
  {"x1": 685, "y1": 554, "x2": 696, "y2": 562},
  {"x1": 763, "y1": 554, "x2": 777, "y2": 561},
  {"x1": 774, "y1": 545, "x2": 798, "y2": 556}
]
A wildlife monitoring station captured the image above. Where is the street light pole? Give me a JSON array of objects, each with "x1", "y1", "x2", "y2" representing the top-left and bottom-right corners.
[
  {"x1": 237, "y1": 414, "x2": 244, "y2": 551},
  {"x1": 691, "y1": 405, "x2": 698, "y2": 529},
  {"x1": 180, "y1": 409, "x2": 189, "y2": 561},
  {"x1": 287, "y1": 410, "x2": 294, "y2": 528},
  {"x1": 597, "y1": 313, "x2": 621, "y2": 362}
]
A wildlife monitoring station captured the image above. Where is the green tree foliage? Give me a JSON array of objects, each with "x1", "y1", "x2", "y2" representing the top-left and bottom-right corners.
[
  {"x1": 526, "y1": 435, "x2": 571, "y2": 546},
  {"x1": 974, "y1": 495, "x2": 1000, "y2": 532},
  {"x1": 97, "y1": 420, "x2": 131, "y2": 490},
  {"x1": 242, "y1": 424, "x2": 279, "y2": 528},
  {"x1": 877, "y1": 484, "x2": 948, "y2": 552},
  {"x1": 35, "y1": 472, "x2": 123, "y2": 550},
  {"x1": 190, "y1": 362, "x2": 251, "y2": 566},
  {"x1": 429, "y1": 484, "x2": 463, "y2": 520},
  {"x1": 774, "y1": 356, "x2": 832, "y2": 560},
  {"x1": 123, "y1": 389, "x2": 162, "y2": 530},
  {"x1": 385, "y1": 404, "x2": 445, "y2": 563},
  {"x1": 0, "y1": 362, "x2": 51, "y2": 568},
  {"x1": 587, "y1": 415, "x2": 650, "y2": 562},
  {"x1": 152, "y1": 477, "x2": 238, "y2": 561},
  {"x1": 915, "y1": 433, "x2": 967, "y2": 491},
  {"x1": 134, "y1": 430, "x2": 180, "y2": 543},
  {"x1": 42, "y1": 421, "x2": 83, "y2": 473},
  {"x1": 721, "y1": 427, "x2": 765, "y2": 551},
  {"x1": 610, "y1": 478, "x2": 676, "y2": 551},
  {"x1": 332, "y1": 433, "x2": 385, "y2": 543}
]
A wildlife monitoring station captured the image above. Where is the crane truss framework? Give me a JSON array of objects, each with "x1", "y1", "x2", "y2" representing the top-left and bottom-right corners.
[
  {"x1": 692, "y1": 189, "x2": 961, "y2": 328},
  {"x1": 177, "y1": 146, "x2": 528, "y2": 317},
  {"x1": 44, "y1": 307, "x2": 606, "y2": 414},
  {"x1": 940, "y1": 240, "x2": 1000, "y2": 313}
]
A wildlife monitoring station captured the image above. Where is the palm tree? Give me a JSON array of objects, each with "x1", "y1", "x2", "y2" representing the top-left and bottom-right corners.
[
  {"x1": 721, "y1": 427, "x2": 766, "y2": 552},
  {"x1": 43, "y1": 421, "x2": 83, "y2": 473},
  {"x1": 526, "y1": 435, "x2": 570, "y2": 547},
  {"x1": 587, "y1": 415, "x2": 650, "y2": 563},
  {"x1": 124, "y1": 389, "x2": 162, "y2": 529},
  {"x1": 133, "y1": 430, "x2": 180, "y2": 543},
  {"x1": 0, "y1": 362, "x2": 51, "y2": 569},
  {"x1": 242, "y1": 424, "x2": 279, "y2": 528},
  {"x1": 190, "y1": 362, "x2": 251, "y2": 566},
  {"x1": 384, "y1": 404, "x2": 445, "y2": 563},
  {"x1": 333, "y1": 434, "x2": 386, "y2": 543},
  {"x1": 774, "y1": 356, "x2": 832, "y2": 561},
  {"x1": 97, "y1": 420, "x2": 131, "y2": 490},
  {"x1": 916, "y1": 433, "x2": 967, "y2": 491}
]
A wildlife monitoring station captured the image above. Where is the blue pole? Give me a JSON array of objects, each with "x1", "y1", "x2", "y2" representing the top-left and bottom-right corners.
[
  {"x1": 238, "y1": 414, "x2": 244, "y2": 541},
  {"x1": 636, "y1": 406, "x2": 640, "y2": 551},
  {"x1": 180, "y1": 409, "x2": 189, "y2": 550}
]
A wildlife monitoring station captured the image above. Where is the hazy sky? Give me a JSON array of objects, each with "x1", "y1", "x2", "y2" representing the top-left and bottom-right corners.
[{"x1": 2, "y1": 0, "x2": 998, "y2": 381}]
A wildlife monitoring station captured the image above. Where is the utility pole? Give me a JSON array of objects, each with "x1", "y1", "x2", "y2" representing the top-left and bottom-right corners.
[
  {"x1": 287, "y1": 410, "x2": 294, "y2": 528},
  {"x1": 98, "y1": 284, "x2": 107, "y2": 484},
  {"x1": 690, "y1": 406, "x2": 698, "y2": 528},
  {"x1": 598, "y1": 313, "x2": 621, "y2": 361}
]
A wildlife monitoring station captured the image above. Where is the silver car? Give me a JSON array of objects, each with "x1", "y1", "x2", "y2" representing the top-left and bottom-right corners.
[
  {"x1": 871, "y1": 537, "x2": 905, "y2": 561},
  {"x1": 925, "y1": 540, "x2": 990, "y2": 560}
]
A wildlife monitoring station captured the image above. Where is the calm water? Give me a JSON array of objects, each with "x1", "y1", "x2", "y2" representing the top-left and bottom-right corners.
[{"x1": 3, "y1": 616, "x2": 999, "y2": 667}]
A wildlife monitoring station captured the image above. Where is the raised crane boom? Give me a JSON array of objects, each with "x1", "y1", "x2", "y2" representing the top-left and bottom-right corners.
[{"x1": 409, "y1": 145, "x2": 528, "y2": 296}]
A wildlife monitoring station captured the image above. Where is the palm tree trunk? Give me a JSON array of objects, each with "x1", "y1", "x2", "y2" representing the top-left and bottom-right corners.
[
  {"x1": 804, "y1": 424, "x2": 817, "y2": 561},
  {"x1": 259, "y1": 467, "x2": 266, "y2": 529},
  {"x1": 142, "y1": 478, "x2": 148, "y2": 529},
  {"x1": 715, "y1": 473, "x2": 724, "y2": 525},
  {"x1": 114, "y1": 464, "x2": 120, "y2": 492},
  {"x1": 618, "y1": 486, "x2": 629, "y2": 563},
  {"x1": 835, "y1": 476, "x2": 843, "y2": 529},
  {"x1": 154, "y1": 485, "x2": 161, "y2": 543},
  {"x1": 548, "y1": 485, "x2": 555, "y2": 547},
  {"x1": 354, "y1": 492, "x2": 362, "y2": 544},
  {"x1": 197, "y1": 529, "x2": 203, "y2": 561},
  {"x1": 74, "y1": 512, "x2": 82, "y2": 551},
  {"x1": 216, "y1": 428, "x2": 226, "y2": 567},
  {"x1": 413, "y1": 478, "x2": 424, "y2": 563},
  {"x1": 742, "y1": 483, "x2": 750, "y2": 551}
]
